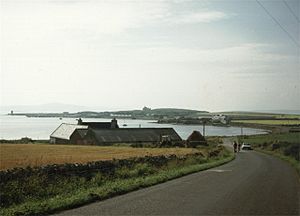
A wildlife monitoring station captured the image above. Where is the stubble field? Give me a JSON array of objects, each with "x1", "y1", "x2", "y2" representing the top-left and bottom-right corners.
[{"x1": 0, "y1": 144, "x2": 199, "y2": 170}]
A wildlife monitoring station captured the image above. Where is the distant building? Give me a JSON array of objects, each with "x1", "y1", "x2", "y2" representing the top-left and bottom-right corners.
[
  {"x1": 212, "y1": 114, "x2": 230, "y2": 124},
  {"x1": 142, "y1": 106, "x2": 151, "y2": 112}
]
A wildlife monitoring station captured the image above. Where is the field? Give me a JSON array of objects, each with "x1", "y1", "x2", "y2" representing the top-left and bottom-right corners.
[
  {"x1": 232, "y1": 119, "x2": 300, "y2": 125},
  {"x1": 0, "y1": 144, "x2": 199, "y2": 170},
  {"x1": 218, "y1": 111, "x2": 300, "y2": 118},
  {"x1": 243, "y1": 132, "x2": 300, "y2": 145}
]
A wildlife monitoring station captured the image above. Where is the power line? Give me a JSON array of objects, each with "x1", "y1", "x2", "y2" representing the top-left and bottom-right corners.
[
  {"x1": 283, "y1": 0, "x2": 300, "y2": 23},
  {"x1": 256, "y1": 0, "x2": 300, "y2": 47}
]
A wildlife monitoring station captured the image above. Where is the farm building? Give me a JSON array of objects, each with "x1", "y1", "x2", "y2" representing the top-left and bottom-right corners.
[
  {"x1": 186, "y1": 130, "x2": 207, "y2": 147},
  {"x1": 50, "y1": 119, "x2": 182, "y2": 146},
  {"x1": 50, "y1": 123, "x2": 88, "y2": 144},
  {"x1": 84, "y1": 128, "x2": 182, "y2": 146}
]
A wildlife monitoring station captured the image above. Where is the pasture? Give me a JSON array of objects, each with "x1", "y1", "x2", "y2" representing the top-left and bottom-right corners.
[
  {"x1": 232, "y1": 119, "x2": 300, "y2": 125},
  {"x1": 0, "y1": 144, "x2": 199, "y2": 170},
  {"x1": 243, "y1": 132, "x2": 300, "y2": 145}
]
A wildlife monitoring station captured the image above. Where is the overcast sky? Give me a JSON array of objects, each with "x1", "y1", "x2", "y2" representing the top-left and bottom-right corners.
[{"x1": 0, "y1": 0, "x2": 299, "y2": 112}]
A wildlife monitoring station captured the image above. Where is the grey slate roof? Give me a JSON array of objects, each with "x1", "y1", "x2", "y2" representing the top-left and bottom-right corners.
[
  {"x1": 81, "y1": 122, "x2": 118, "y2": 129},
  {"x1": 50, "y1": 123, "x2": 88, "y2": 140},
  {"x1": 90, "y1": 128, "x2": 182, "y2": 143}
]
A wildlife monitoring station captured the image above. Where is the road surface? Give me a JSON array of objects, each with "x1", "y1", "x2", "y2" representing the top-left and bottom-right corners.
[{"x1": 55, "y1": 150, "x2": 299, "y2": 215}]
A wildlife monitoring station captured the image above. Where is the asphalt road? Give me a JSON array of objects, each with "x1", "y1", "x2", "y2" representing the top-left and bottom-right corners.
[{"x1": 55, "y1": 150, "x2": 299, "y2": 215}]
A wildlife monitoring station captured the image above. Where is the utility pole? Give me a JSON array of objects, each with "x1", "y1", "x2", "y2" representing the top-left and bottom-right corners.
[
  {"x1": 240, "y1": 126, "x2": 243, "y2": 143},
  {"x1": 203, "y1": 120, "x2": 206, "y2": 137}
]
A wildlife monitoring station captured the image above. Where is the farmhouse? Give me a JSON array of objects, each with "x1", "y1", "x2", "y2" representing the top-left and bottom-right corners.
[
  {"x1": 50, "y1": 119, "x2": 182, "y2": 146},
  {"x1": 212, "y1": 114, "x2": 230, "y2": 125}
]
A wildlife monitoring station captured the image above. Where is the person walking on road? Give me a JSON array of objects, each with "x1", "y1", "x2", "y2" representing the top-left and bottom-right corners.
[
  {"x1": 238, "y1": 142, "x2": 241, "y2": 152},
  {"x1": 233, "y1": 141, "x2": 237, "y2": 153}
]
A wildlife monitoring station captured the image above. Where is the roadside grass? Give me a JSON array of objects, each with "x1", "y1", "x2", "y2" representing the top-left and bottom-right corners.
[
  {"x1": 0, "y1": 147, "x2": 234, "y2": 216},
  {"x1": 232, "y1": 119, "x2": 300, "y2": 125},
  {"x1": 243, "y1": 133, "x2": 299, "y2": 174},
  {"x1": 0, "y1": 144, "x2": 199, "y2": 170}
]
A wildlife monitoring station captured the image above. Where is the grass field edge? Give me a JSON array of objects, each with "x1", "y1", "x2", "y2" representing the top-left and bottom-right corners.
[{"x1": 1, "y1": 153, "x2": 235, "y2": 216}]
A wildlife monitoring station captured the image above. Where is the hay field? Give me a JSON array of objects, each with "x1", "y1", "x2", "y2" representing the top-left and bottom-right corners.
[{"x1": 0, "y1": 144, "x2": 199, "y2": 170}]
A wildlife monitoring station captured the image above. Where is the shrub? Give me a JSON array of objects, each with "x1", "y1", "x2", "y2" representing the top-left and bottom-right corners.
[
  {"x1": 90, "y1": 173, "x2": 106, "y2": 186},
  {"x1": 283, "y1": 144, "x2": 300, "y2": 161},
  {"x1": 272, "y1": 143, "x2": 280, "y2": 151}
]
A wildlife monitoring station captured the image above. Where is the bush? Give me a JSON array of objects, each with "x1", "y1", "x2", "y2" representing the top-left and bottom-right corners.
[
  {"x1": 115, "y1": 163, "x2": 155, "y2": 179},
  {"x1": 283, "y1": 144, "x2": 300, "y2": 161},
  {"x1": 90, "y1": 173, "x2": 106, "y2": 186},
  {"x1": 272, "y1": 143, "x2": 280, "y2": 151}
]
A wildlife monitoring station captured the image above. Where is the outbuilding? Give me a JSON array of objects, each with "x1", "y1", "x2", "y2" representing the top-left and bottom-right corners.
[
  {"x1": 50, "y1": 123, "x2": 88, "y2": 144},
  {"x1": 84, "y1": 128, "x2": 182, "y2": 146},
  {"x1": 186, "y1": 130, "x2": 207, "y2": 147}
]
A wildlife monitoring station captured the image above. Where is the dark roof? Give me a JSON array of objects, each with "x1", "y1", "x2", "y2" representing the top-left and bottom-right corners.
[
  {"x1": 81, "y1": 122, "x2": 119, "y2": 129},
  {"x1": 187, "y1": 131, "x2": 206, "y2": 142},
  {"x1": 81, "y1": 122, "x2": 111, "y2": 129},
  {"x1": 90, "y1": 128, "x2": 182, "y2": 143}
]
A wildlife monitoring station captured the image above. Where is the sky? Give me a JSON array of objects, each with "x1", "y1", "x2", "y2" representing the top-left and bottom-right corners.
[{"x1": 0, "y1": 0, "x2": 299, "y2": 112}]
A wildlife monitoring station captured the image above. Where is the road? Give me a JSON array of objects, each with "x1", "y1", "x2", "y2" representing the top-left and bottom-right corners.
[{"x1": 56, "y1": 150, "x2": 299, "y2": 215}]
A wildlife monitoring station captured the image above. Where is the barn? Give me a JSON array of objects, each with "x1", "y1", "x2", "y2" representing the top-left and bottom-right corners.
[
  {"x1": 186, "y1": 130, "x2": 207, "y2": 147},
  {"x1": 50, "y1": 123, "x2": 88, "y2": 144},
  {"x1": 84, "y1": 128, "x2": 182, "y2": 146}
]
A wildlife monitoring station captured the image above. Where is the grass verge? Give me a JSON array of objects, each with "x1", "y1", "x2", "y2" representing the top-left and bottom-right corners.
[{"x1": 0, "y1": 149, "x2": 234, "y2": 216}]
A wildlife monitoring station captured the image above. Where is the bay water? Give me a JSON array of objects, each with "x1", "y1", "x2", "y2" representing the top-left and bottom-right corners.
[{"x1": 0, "y1": 115, "x2": 267, "y2": 140}]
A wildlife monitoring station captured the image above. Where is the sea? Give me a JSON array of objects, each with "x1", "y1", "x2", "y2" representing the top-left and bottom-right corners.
[{"x1": 0, "y1": 114, "x2": 269, "y2": 140}]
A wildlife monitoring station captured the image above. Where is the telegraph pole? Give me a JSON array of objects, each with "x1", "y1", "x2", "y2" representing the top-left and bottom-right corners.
[
  {"x1": 240, "y1": 126, "x2": 243, "y2": 143},
  {"x1": 203, "y1": 120, "x2": 206, "y2": 137}
]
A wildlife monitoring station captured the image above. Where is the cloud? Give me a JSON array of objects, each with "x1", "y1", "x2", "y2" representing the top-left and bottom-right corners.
[
  {"x1": 173, "y1": 11, "x2": 229, "y2": 24},
  {"x1": 1, "y1": 0, "x2": 169, "y2": 36}
]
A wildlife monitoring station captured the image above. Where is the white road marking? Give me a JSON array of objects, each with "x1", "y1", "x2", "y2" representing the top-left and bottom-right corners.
[{"x1": 207, "y1": 169, "x2": 232, "y2": 173}]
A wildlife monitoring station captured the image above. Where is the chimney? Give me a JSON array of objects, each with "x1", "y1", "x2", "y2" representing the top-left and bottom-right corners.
[
  {"x1": 111, "y1": 118, "x2": 118, "y2": 128},
  {"x1": 77, "y1": 118, "x2": 83, "y2": 125}
]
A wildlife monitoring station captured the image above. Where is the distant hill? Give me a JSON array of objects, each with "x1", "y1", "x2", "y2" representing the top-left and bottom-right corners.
[
  {"x1": 4, "y1": 106, "x2": 210, "y2": 119},
  {"x1": 152, "y1": 108, "x2": 207, "y2": 113}
]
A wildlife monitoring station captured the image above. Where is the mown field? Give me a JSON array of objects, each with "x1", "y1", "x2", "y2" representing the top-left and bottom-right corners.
[
  {"x1": 0, "y1": 144, "x2": 199, "y2": 170},
  {"x1": 232, "y1": 119, "x2": 300, "y2": 125}
]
